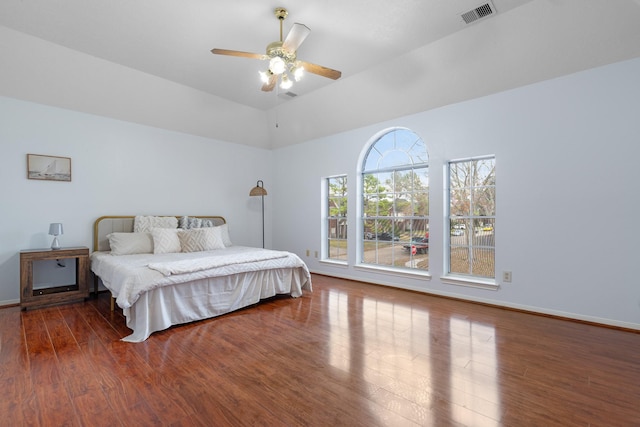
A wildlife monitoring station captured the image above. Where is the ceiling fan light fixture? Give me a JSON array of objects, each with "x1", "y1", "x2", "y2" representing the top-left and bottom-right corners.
[
  {"x1": 211, "y1": 7, "x2": 341, "y2": 93},
  {"x1": 279, "y1": 74, "x2": 293, "y2": 90},
  {"x1": 259, "y1": 69, "x2": 273, "y2": 83},
  {"x1": 269, "y1": 56, "x2": 286, "y2": 75},
  {"x1": 291, "y1": 63, "x2": 304, "y2": 81}
]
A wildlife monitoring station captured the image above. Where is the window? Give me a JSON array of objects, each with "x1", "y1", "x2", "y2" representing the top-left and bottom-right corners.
[
  {"x1": 447, "y1": 156, "x2": 495, "y2": 279},
  {"x1": 327, "y1": 175, "x2": 348, "y2": 261},
  {"x1": 361, "y1": 128, "x2": 429, "y2": 272}
]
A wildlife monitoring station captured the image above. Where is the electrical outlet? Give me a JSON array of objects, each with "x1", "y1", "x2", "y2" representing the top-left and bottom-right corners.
[
  {"x1": 306, "y1": 250, "x2": 310, "y2": 257},
  {"x1": 503, "y1": 271, "x2": 512, "y2": 283},
  {"x1": 314, "y1": 251, "x2": 318, "y2": 258}
]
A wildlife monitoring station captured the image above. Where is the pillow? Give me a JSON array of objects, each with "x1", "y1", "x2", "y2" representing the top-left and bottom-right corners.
[
  {"x1": 134, "y1": 215, "x2": 178, "y2": 233},
  {"x1": 151, "y1": 228, "x2": 181, "y2": 254},
  {"x1": 178, "y1": 227, "x2": 225, "y2": 253},
  {"x1": 179, "y1": 216, "x2": 214, "y2": 230},
  {"x1": 217, "y1": 223, "x2": 233, "y2": 247},
  {"x1": 107, "y1": 232, "x2": 153, "y2": 255}
]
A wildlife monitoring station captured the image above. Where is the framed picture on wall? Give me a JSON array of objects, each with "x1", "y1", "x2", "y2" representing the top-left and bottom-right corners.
[{"x1": 27, "y1": 154, "x2": 72, "y2": 182}]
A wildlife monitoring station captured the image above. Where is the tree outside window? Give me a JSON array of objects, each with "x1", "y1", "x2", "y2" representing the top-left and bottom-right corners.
[
  {"x1": 448, "y1": 157, "x2": 495, "y2": 278},
  {"x1": 327, "y1": 176, "x2": 347, "y2": 261},
  {"x1": 361, "y1": 129, "x2": 429, "y2": 271}
]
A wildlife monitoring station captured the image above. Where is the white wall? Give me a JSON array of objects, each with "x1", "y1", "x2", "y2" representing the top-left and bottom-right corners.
[
  {"x1": 1, "y1": 53, "x2": 638, "y2": 330},
  {"x1": 0, "y1": 25, "x2": 270, "y2": 149},
  {"x1": 266, "y1": 0, "x2": 640, "y2": 148},
  {"x1": 272, "y1": 57, "x2": 640, "y2": 330},
  {"x1": 0, "y1": 97, "x2": 273, "y2": 304}
]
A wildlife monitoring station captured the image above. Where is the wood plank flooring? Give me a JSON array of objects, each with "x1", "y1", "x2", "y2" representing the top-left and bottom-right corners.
[{"x1": 1, "y1": 273, "x2": 639, "y2": 426}]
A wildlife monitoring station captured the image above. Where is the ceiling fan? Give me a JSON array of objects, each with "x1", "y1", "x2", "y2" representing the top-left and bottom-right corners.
[{"x1": 211, "y1": 7, "x2": 341, "y2": 92}]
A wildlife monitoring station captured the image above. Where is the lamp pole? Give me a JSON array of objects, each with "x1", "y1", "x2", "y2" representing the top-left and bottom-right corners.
[
  {"x1": 260, "y1": 184, "x2": 265, "y2": 249},
  {"x1": 249, "y1": 180, "x2": 267, "y2": 248}
]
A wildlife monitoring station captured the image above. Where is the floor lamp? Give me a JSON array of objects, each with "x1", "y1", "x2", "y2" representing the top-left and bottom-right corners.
[{"x1": 249, "y1": 180, "x2": 267, "y2": 248}]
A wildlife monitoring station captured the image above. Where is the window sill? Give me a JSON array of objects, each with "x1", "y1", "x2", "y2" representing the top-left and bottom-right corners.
[
  {"x1": 440, "y1": 275, "x2": 499, "y2": 290},
  {"x1": 319, "y1": 259, "x2": 349, "y2": 268},
  {"x1": 355, "y1": 263, "x2": 432, "y2": 280}
]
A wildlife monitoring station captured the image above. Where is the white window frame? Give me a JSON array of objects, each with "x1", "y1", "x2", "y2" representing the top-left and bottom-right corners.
[
  {"x1": 324, "y1": 175, "x2": 348, "y2": 263},
  {"x1": 442, "y1": 155, "x2": 497, "y2": 290},
  {"x1": 357, "y1": 128, "x2": 430, "y2": 277}
]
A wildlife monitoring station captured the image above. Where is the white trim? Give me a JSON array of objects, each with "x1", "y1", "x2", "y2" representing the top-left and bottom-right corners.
[
  {"x1": 444, "y1": 155, "x2": 496, "y2": 284},
  {"x1": 357, "y1": 127, "x2": 430, "y2": 271},
  {"x1": 306, "y1": 270, "x2": 640, "y2": 331},
  {"x1": 323, "y1": 174, "x2": 348, "y2": 264},
  {"x1": 440, "y1": 274, "x2": 499, "y2": 290},
  {"x1": 448, "y1": 153, "x2": 496, "y2": 164},
  {"x1": 319, "y1": 259, "x2": 348, "y2": 268},
  {"x1": 355, "y1": 263, "x2": 432, "y2": 280}
]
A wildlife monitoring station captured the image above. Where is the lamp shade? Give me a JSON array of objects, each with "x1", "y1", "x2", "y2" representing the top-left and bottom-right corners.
[
  {"x1": 49, "y1": 223, "x2": 63, "y2": 250},
  {"x1": 249, "y1": 181, "x2": 267, "y2": 197},
  {"x1": 49, "y1": 223, "x2": 63, "y2": 236},
  {"x1": 269, "y1": 57, "x2": 286, "y2": 75}
]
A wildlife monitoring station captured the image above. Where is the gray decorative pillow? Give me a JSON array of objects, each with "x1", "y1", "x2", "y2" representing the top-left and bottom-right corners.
[{"x1": 179, "y1": 216, "x2": 214, "y2": 230}]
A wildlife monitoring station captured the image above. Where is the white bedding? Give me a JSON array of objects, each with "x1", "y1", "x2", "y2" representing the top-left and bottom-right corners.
[
  {"x1": 147, "y1": 250, "x2": 289, "y2": 276},
  {"x1": 91, "y1": 246, "x2": 312, "y2": 341},
  {"x1": 91, "y1": 246, "x2": 309, "y2": 309}
]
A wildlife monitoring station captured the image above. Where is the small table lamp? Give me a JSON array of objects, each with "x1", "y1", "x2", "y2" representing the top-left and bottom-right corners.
[{"x1": 49, "y1": 223, "x2": 63, "y2": 250}]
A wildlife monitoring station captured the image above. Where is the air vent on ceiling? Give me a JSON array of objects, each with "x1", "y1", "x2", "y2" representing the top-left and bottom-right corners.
[
  {"x1": 278, "y1": 91, "x2": 298, "y2": 100},
  {"x1": 461, "y1": 2, "x2": 496, "y2": 24}
]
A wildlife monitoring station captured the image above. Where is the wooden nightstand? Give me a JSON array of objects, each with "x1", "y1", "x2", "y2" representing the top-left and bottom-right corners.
[{"x1": 20, "y1": 246, "x2": 90, "y2": 310}]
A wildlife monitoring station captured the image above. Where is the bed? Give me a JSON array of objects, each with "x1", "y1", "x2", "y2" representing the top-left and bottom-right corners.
[{"x1": 90, "y1": 215, "x2": 312, "y2": 342}]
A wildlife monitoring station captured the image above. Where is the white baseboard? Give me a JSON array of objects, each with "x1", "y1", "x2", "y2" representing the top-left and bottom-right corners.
[{"x1": 308, "y1": 269, "x2": 640, "y2": 331}]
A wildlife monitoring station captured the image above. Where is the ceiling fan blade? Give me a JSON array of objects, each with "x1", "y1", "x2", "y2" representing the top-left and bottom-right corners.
[
  {"x1": 211, "y1": 48, "x2": 266, "y2": 60},
  {"x1": 282, "y1": 23, "x2": 310, "y2": 51},
  {"x1": 299, "y1": 61, "x2": 342, "y2": 80},
  {"x1": 261, "y1": 74, "x2": 277, "y2": 92}
]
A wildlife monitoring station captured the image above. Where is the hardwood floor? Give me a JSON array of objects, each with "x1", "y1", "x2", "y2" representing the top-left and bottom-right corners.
[{"x1": 1, "y1": 274, "x2": 639, "y2": 426}]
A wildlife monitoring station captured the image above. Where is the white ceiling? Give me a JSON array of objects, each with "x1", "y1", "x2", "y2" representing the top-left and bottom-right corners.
[
  {"x1": 1, "y1": 1, "x2": 640, "y2": 148},
  {"x1": 0, "y1": 0, "x2": 535, "y2": 110}
]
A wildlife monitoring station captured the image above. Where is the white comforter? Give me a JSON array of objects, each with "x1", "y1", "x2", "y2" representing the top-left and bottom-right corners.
[
  {"x1": 147, "y1": 250, "x2": 288, "y2": 276},
  {"x1": 91, "y1": 246, "x2": 311, "y2": 309}
]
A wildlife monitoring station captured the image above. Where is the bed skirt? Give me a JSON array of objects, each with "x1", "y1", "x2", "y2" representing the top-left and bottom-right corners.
[{"x1": 120, "y1": 267, "x2": 310, "y2": 342}]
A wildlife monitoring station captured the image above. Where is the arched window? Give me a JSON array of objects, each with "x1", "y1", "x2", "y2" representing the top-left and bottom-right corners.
[{"x1": 361, "y1": 128, "x2": 429, "y2": 272}]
